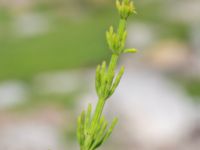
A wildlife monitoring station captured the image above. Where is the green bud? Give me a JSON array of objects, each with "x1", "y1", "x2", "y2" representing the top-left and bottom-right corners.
[
  {"x1": 106, "y1": 27, "x2": 127, "y2": 54},
  {"x1": 116, "y1": 0, "x2": 136, "y2": 19}
]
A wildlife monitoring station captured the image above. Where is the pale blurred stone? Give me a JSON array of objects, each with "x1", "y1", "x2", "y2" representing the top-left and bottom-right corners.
[
  {"x1": 0, "y1": 122, "x2": 63, "y2": 150},
  {"x1": 33, "y1": 70, "x2": 87, "y2": 95},
  {"x1": 190, "y1": 23, "x2": 200, "y2": 52},
  {"x1": 13, "y1": 13, "x2": 49, "y2": 37},
  {"x1": 0, "y1": 81, "x2": 28, "y2": 109},
  {"x1": 111, "y1": 67, "x2": 197, "y2": 149},
  {"x1": 127, "y1": 22, "x2": 157, "y2": 50},
  {"x1": 166, "y1": 0, "x2": 200, "y2": 23},
  {"x1": 142, "y1": 40, "x2": 190, "y2": 72}
]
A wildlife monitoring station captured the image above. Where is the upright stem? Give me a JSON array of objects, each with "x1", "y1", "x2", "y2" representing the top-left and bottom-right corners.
[
  {"x1": 118, "y1": 19, "x2": 126, "y2": 38},
  {"x1": 91, "y1": 54, "x2": 119, "y2": 131},
  {"x1": 108, "y1": 54, "x2": 119, "y2": 73},
  {"x1": 77, "y1": 1, "x2": 137, "y2": 150},
  {"x1": 91, "y1": 97, "x2": 105, "y2": 131}
]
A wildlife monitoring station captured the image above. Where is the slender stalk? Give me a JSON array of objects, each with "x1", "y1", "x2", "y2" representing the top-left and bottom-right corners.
[
  {"x1": 118, "y1": 19, "x2": 126, "y2": 38},
  {"x1": 91, "y1": 98, "x2": 105, "y2": 130},
  {"x1": 108, "y1": 54, "x2": 119, "y2": 73},
  {"x1": 76, "y1": 1, "x2": 137, "y2": 150}
]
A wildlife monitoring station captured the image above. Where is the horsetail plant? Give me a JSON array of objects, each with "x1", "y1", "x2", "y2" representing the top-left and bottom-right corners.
[{"x1": 77, "y1": 0, "x2": 137, "y2": 150}]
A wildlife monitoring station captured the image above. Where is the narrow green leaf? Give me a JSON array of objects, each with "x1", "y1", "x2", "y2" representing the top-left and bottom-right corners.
[
  {"x1": 91, "y1": 120, "x2": 108, "y2": 150},
  {"x1": 77, "y1": 111, "x2": 86, "y2": 147},
  {"x1": 109, "y1": 66, "x2": 124, "y2": 97},
  {"x1": 94, "y1": 115, "x2": 105, "y2": 136},
  {"x1": 99, "y1": 61, "x2": 107, "y2": 97},
  {"x1": 95, "y1": 65, "x2": 101, "y2": 97},
  {"x1": 77, "y1": 116, "x2": 82, "y2": 145},
  {"x1": 85, "y1": 104, "x2": 92, "y2": 130},
  {"x1": 123, "y1": 48, "x2": 137, "y2": 53},
  {"x1": 102, "y1": 117, "x2": 118, "y2": 143},
  {"x1": 104, "y1": 71, "x2": 114, "y2": 98},
  {"x1": 100, "y1": 61, "x2": 106, "y2": 77}
]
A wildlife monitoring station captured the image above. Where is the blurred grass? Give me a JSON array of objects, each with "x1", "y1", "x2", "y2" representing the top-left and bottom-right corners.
[
  {"x1": 181, "y1": 79, "x2": 200, "y2": 99},
  {"x1": 0, "y1": 9, "x2": 118, "y2": 81},
  {"x1": 12, "y1": 92, "x2": 79, "y2": 112},
  {"x1": 173, "y1": 76, "x2": 200, "y2": 101},
  {"x1": 0, "y1": 0, "x2": 193, "y2": 108},
  {"x1": 0, "y1": 0, "x2": 189, "y2": 81}
]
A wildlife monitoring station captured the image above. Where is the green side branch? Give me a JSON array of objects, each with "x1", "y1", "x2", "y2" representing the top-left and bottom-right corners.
[{"x1": 77, "y1": 1, "x2": 137, "y2": 150}]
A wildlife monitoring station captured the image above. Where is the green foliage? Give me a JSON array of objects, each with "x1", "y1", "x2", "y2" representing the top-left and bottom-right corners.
[
  {"x1": 95, "y1": 55, "x2": 124, "y2": 99},
  {"x1": 0, "y1": 15, "x2": 111, "y2": 81},
  {"x1": 77, "y1": 1, "x2": 137, "y2": 150}
]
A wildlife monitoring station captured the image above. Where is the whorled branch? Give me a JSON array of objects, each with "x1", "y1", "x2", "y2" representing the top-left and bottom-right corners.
[{"x1": 77, "y1": 104, "x2": 118, "y2": 150}]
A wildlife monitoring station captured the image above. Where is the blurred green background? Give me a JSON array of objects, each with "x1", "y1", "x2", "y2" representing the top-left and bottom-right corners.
[{"x1": 0, "y1": 0, "x2": 191, "y2": 80}]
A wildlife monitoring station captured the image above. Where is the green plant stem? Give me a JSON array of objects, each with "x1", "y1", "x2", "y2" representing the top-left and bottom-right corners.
[
  {"x1": 77, "y1": 1, "x2": 137, "y2": 150},
  {"x1": 91, "y1": 54, "x2": 119, "y2": 131},
  {"x1": 91, "y1": 97, "x2": 105, "y2": 129},
  {"x1": 108, "y1": 54, "x2": 119, "y2": 73},
  {"x1": 118, "y1": 19, "x2": 126, "y2": 37}
]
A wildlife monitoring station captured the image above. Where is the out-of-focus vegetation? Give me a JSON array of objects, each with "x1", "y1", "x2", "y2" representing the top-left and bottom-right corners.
[
  {"x1": 0, "y1": 14, "x2": 111, "y2": 80},
  {"x1": 0, "y1": 0, "x2": 191, "y2": 80},
  {"x1": 0, "y1": 0, "x2": 120, "y2": 81},
  {"x1": 0, "y1": 0, "x2": 199, "y2": 112}
]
